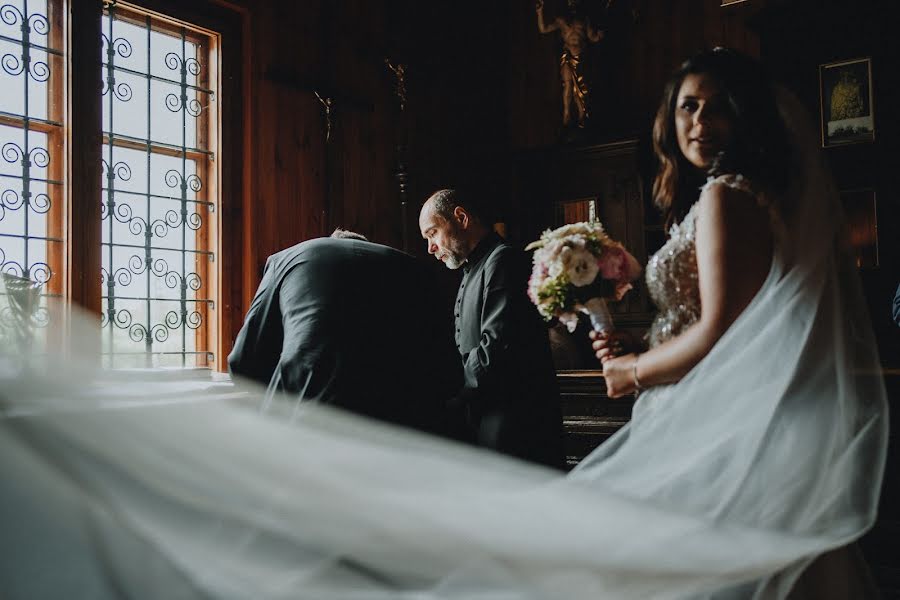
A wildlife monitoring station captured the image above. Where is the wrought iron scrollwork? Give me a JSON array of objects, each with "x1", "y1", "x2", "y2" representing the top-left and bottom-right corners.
[
  {"x1": 100, "y1": 302, "x2": 135, "y2": 330},
  {"x1": 102, "y1": 259, "x2": 206, "y2": 343},
  {"x1": 101, "y1": 159, "x2": 132, "y2": 224},
  {"x1": 165, "y1": 169, "x2": 202, "y2": 193},
  {"x1": 164, "y1": 170, "x2": 204, "y2": 230},
  {"x1": 99, "y1": 7, "x2": 215, "y2": 365},
  {"x1": 1, "y1": 5, "x2": 50, "y2": 35},
  {"x1": 101, "y1": 163, "x2": 205, "y2": 237},
  {"x1": 101, "y1": 158, "x2": 132, "y2": 183},
  {"x1": 164, "y1": 92, "x2": 203, "y2": 117},
  {"x1": 0, "y1": 188, "x2": 51, "y2": 219},
  {"x1": 165, "y1": 52, "x2": 201, "y2": 76},
  {"x1": 101, "y1": 33, "x2": 133, "y2": 60},
  {"x1": 0, "y1": 2, "x2": 58, "y2": 311},
  {"x1": 101, "y1": 78, "x2": 133, "y2": 101},
  {"x1": 1, "y1": 53, "x2": 50, "y2": 81},
  {"x1": 0, "y1": 188, "x2": 48, "y2": 220},
  {"x1": 164, "y1": 53, "x2": 203, "y2": 116},
  {"x1": 0, "y1": 255, "x2": 50, "y2": 284},
  {"x1": 100, "y1": 264, "x2": 135, "y2": 287},
  {"x1": 127, "y1": 315, "x2": 204, "y2": 344},
  {"x1": 101, "y1": 32, "x2": 133, "y2": 101},
  {"x1": 2, "y1": 142, "x2": 49, "y2": 169},
  {"x1": 0, "y1": 5, "x2": 51, "y2": 82}
]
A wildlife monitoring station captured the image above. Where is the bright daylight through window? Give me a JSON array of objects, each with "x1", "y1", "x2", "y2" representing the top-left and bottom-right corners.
[{"x1": 0, "y1": 0, "x2": 220, "y2": 368}]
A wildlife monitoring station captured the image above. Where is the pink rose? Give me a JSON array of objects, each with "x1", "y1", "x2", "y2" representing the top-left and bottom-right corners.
[
  {"x1": 598, "y1": 247, "x2": 625, "y2": 280},
  {"x1": 598, "y1": 245, "x2": 641, "y2": 282}
]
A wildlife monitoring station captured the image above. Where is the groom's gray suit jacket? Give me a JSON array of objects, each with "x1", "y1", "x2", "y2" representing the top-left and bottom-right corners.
[{"x1": 228, "y1": 237, "x2": 460, "y2": 434}]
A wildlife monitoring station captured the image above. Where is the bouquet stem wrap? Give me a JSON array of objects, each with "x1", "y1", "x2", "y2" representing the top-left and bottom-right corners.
[{"x1": 582, "y1": 297, "x2": 614, "y2": 334}]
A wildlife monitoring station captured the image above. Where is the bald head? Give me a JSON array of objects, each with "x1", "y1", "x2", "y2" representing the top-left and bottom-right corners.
[{"x1": 419, "y1": 189, "x2": 488, "y2": 270}]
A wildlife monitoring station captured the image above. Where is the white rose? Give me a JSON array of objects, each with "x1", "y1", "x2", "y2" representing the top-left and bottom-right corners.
[
  {"x1": 565, "y1": 248, "x2": 599, "y2": 287},
  {"x1": 549, "y1": 245, "x2": 573, "y2": 278}
]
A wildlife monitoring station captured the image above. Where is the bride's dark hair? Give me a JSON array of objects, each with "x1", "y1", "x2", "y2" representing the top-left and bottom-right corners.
[{"x1": 652, "y1": 47, "x2": 791, "y2": 229}]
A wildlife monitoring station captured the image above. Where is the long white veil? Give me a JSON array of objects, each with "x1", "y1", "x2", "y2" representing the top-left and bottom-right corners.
[{"x1": 0, "y1": 90, "x2": 888, "y2": 600}]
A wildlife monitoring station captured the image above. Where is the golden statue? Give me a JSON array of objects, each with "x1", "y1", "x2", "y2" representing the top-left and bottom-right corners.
[{"x1": 536, "y1": 0, "x2": 604, "y2": 129}]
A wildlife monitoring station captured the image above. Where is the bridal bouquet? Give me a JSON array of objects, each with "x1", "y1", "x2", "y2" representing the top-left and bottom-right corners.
[{"x1": 526, "y1": 221, "x2": 641, "y2": 333}]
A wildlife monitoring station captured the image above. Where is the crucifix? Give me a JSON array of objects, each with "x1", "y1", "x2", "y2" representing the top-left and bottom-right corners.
[
  {"x1": 314, "y1": 91, "x2": 335, "y2": 142},
  {"x1": 384, "y1": 58, "x2": 407, "y2": 112}
]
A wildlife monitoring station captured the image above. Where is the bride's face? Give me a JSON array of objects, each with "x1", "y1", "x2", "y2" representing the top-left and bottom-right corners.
[{"x1": 675, "y1": 73, "x2": 734, "y2": 171}]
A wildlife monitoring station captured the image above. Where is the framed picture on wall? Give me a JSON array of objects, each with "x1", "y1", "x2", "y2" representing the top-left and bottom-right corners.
[
  {"x1": 819, "y1": 58, "x2": 875, "y2": 147},
  {"x1": 840, "y1": 188, "x2": 879, "y2": 268}
]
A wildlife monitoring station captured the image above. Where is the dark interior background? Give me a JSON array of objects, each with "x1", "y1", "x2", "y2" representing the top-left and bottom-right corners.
[{"x1": 137, "y1": 0, "x2": 899, "y2": 591}]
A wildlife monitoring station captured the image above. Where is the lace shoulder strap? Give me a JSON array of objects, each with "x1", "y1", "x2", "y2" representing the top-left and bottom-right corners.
[{"x1": 701, "y1": 173, "x2": 757, "y2": 198}]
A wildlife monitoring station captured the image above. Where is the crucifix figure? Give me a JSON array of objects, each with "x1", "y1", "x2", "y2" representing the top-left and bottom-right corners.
[
  {"x1": 314, "y1": 91, "x2": 335, "y2": 142},
  {"x1": 385, "y1": 59, "x2": 408, "y2": 112},
  {"x1": 536, "y1": 0, "x2": 604, "y2": 130}
]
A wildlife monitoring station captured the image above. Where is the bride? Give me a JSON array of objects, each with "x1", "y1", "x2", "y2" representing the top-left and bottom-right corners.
[
  {"x1": 0, "y1": 49, "x2": 887, "y2": 599},
  {"x1": 586, "y1": 47, "x2": 887, "y2": 598}
]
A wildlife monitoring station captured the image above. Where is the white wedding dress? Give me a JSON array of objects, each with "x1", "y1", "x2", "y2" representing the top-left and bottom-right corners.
[{"x1": 0, "y1": 91, "x2": 887, "y2": 599}]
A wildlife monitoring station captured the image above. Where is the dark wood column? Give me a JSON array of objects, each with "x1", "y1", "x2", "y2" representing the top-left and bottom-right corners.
[{"x1": 68, "y1": 0, "x2": 103, "y2": 315}]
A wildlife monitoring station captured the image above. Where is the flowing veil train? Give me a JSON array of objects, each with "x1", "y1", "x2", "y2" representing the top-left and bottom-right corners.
[{"x1": 0, "y1": 91, "x2": 888, "y2": 599}]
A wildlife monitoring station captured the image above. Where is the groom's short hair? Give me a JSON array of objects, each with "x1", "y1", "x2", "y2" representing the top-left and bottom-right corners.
[{"x1": 330, "y1": 228, "x2": 368, "y2": 241}]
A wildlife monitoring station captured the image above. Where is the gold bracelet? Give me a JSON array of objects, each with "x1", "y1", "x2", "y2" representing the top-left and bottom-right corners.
[{"x1": 633, "y1": 354, "x2": 644, "y2": 392}]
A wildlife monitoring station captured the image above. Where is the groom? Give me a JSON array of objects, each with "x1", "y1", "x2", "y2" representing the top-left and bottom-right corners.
[
  {"x1": 419, "y1": 190, "x2": 565, "y2": 469},
  {"x1": 228, "y1": 229, "x2": 460, "y2": 434}
]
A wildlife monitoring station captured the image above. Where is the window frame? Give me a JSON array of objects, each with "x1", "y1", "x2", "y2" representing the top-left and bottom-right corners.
[
  {"x1": 100, "y1": 2, "x2": 218, "y2": 368},
  {"x1": 65, "y1": 0, "x2": 244, "y2": 371}
]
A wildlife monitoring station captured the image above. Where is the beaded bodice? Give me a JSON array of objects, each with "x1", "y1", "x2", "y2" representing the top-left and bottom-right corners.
[
  {"x1": 645, "y1": 203, "x2": 701, "y2": 348},
  {"x1": 645, "y1": 174, "x2": 756, "y2": 348}
]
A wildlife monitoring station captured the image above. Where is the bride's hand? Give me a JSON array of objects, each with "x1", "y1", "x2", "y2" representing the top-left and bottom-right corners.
[
  {"x1": 601, "y1": 353, "x2": 638, "y2": 398},
  {"x1": 589, "y1": 330, "x2": 636, "y2": 363}
]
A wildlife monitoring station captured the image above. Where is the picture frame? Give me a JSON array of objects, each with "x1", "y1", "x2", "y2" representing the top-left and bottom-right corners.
[
  {"x1": 819, "y1": 57, "x2": 875, "y2": 147},
  {"x1": 840, "y1": 188, "x2": 879, "y2": 268}
]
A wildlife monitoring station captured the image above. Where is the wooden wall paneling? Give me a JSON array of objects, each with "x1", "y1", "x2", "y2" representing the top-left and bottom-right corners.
[
  {"x1": 509, "y1": 0, "x2": 558, "y2": 150},
  {"x1": 66, "y1": 0, "x2": 103, "y2": 361},
  {"x1": 374, "y1": 0, "x2": 519, "y2": 312},
  {"x1": 232, "y1": 0, "x2": 253, "y2": 365},
  {"x1": 215, "y1": 3, "x2": 252, "y2": 371},
  {"x1": 248, "y1": 0, "x2": 403, "y2": 254},
  {"x1": 250, "y1": 1, "x2": 327, "y2": 275},
  {"x1": 754, "y1": 0, "x2": 899, "y2": 367},
  {"x1": 68, "y1": 0, "x2": 103, "y2": 317},
  {"x1": 328, "y1": 0, "x2": 397, "y2": 247}
]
